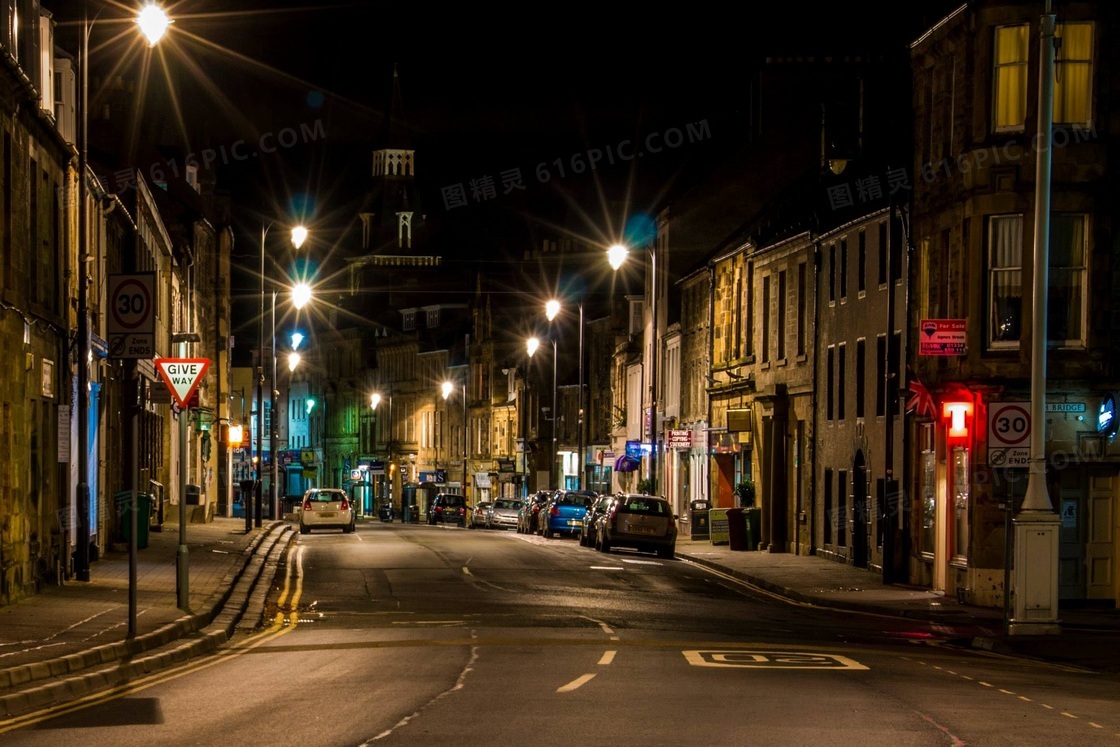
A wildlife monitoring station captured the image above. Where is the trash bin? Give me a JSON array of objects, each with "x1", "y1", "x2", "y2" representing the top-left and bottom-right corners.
[
  {"x1": 743, "y1": 507, "x2": 761, "y2": 551},
  {"x1": 114, "y1": 491, "x2": 152, "y2": 549},
  {"x1": 726, "y1": 507, "x2": 748, "y2": 551},
  {"x1": 689, "y1": 500, "x2": 711, "y2": 540}
]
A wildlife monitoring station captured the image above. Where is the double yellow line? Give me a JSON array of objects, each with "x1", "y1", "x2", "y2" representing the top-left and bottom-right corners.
[{"x1": 0, "y1": 544, "x2": 307, "y2": 732}]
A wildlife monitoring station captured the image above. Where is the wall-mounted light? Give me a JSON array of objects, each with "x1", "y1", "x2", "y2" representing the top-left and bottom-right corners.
[{"x1": 943, "y1": 401, "x2": 973, "y2": 440}]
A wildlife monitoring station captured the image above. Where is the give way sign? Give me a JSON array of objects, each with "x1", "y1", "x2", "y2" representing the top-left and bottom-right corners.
[{"x1": 155, "y1": 358, "x2": 210, "y2": 409}]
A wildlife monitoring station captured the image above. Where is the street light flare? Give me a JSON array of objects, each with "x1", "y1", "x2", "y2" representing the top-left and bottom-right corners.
[
  {"x1": 607, "y1": 243, "x2": 628, "y2": 270},
  {"x1": 291, "y1": 282, "x2": 312, "y2": 309},
  {"x1": 287, "y1": 351, "x2": 301, "y2": 372},
  {"x1": 290, "y1": 225, "x2": 309, "y2": 249},
  {"x1": 546, "y1": 299, "x2": 560, "y2": 321},
  {"x1": 371, "y1": 393, "x2": 381, "y2": 410},
  {"x1": 136, "y1": 4, "x2": 172, "y2": 47},
  {"x1": 526, "y1": 337, "x2": 540, "y2": 357},
  {"x1": 442, "y1": 381, "x2": 453, "y2": 400}
]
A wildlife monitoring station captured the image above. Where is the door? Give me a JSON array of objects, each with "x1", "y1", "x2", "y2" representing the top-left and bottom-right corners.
[
  {"x1": 1087, "y1": 470, "x2": 1116, "y2": 602},
  {"x1": 1058, "y1": 469, "x2": 1086, "y2": 601},
  {"x1": 851, "y1": 451, "x2": 869, "y2": 568}
]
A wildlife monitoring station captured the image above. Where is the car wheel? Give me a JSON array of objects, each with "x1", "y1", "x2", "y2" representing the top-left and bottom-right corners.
[
  {"x1": 599, "y1": 534, "x2": 611, "y2": 553},
  {"x1": 656, "y1": 546, "x2": 673, "y2": 559},
  {"x1": 300, "y1": 523, "x2": 309, "y2": 535},
  {"x1": 344, "y1": 522, "x2": 354, "y2": 534}
]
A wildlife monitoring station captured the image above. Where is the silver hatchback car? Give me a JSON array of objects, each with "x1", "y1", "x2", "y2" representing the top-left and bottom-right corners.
[
  {"x1": 487, "y1": 498, "x2": 522, "y2": 529},
  {"x1": 595, "y1": 493, "x2": 676, "y2": 558},
  {"x1": 299, "y1": 488, "x2": 356, "y2": 534}
]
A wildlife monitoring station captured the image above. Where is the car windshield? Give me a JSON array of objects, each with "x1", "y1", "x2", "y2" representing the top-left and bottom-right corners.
[
  {"x1": 623, "y1": 498, "x2": 669, "y2": 514},
  {"x1": 308, "y1": 491, "x2": 344, "y2": 503},
  {"x1": 494, "y1": 500, "x2": 521, "y2": 509}
]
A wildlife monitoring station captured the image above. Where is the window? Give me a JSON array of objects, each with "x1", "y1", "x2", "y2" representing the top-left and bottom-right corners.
[
  {"x1": 1048, "y1": 214, "x2": 1087, "y2": 347},
  {"x1": 855, "y1": 338, "x2": 865, "y2": 418},
  {"x1": 403, "y1": 310, "x2": 416, "y2": 331},
  {"x1": 877, "y1": 221, "x2": 887, "y2": 286},
  {"x1": 824, "y1": 468, "x2": 834, "y2": 545},
  {"x1": 951, "y1": 447, "x2": 969, "y2": 562},
  {"x1": 761, "y1": 275, "x2": 771, "y2": 363},
  {"x1": 988, "y1": 214, "x2": 1023, "y2": 348},
  {"x1": 826, "y1": 346, "x2": 835, "y2": 421},
  {"x1": 828, "y1": 243, "x2": 836, "y2": 304},
  {"x1": 1054, "y1": 22, "x2": 1093, "y2": 127},
  {"x1": 426, "y1": 308, "x2": 439, "y2": 327},
  {"x1": 777, "y1": 270, "x2": 786, "y2": 361},
  {"x1": 837, "y1": 469, "x2": 848, "y2": 547},
  {"x1": 839, "y1": 238, "x2": 848, "y2": 300},
  {"x1": 745, "y1": 262, "x2": 754, "y2": 358},
  {"x1": 876, "y1": 335, "x2": 886, "y2": 417},
  {"x1": 919, "y1": 424, "x2": 936, "y2": 558},
  {"x1": 837, "y1": 343, "x2": 846, "y2": 420},
  {"x1": 796, "y1": 262, "x2": 806, "y2": 356},
  {"x1": 993, "y1": 24, "x2": 1028, "y2": 132},
  {"x1": 857, "y1": 231, "x2": 866, "y2": 294}
]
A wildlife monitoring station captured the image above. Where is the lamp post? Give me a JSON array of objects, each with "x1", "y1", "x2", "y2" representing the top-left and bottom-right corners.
[
  {"x1": 527, "y1": 336, "x2": 558, "y2": 490},
  {"x1": 443, "y1": 379, "x2": 468, "y2": 496},
  {"x1": 609, "y1": 242, "x2": 658, "y2": 494},
  {"x1": 372, "y1": 390, "x2": 393, "y2": 506},
  {"x1": 257, "y1": 223, "x2": 307, "y2": 528},
  {"x1": 546, "y1": 299, "x2": 585, "y2": 490},
  {"x1": 75, "y1": 1, "x2": 170, "y2": 582}
]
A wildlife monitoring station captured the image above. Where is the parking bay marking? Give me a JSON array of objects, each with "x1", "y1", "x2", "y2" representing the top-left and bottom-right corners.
[{"x1": 683, "y1": 650, "x2": 868, "y2": 670}]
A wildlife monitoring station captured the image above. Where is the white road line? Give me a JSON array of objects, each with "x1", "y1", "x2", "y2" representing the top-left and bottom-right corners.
[
  {"x1": 598, "y1": 651, "x2": 616, "y2": 665},
  {"x1": 557, "y1": 674, "x2": 596, "y2": 692}
]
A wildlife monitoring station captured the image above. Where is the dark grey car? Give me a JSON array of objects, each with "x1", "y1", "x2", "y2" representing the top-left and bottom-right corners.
[
  {"x1": 595, "y1": 493, "x2": 677, "y2": 558},
  {"x1": 579, "y1": 493, "x2": 613, "y2": 547}
]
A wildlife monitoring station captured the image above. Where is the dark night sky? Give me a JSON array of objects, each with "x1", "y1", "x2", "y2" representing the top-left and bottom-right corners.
[{"x1": 48, "y1": 0, "x2": 961, "y2": 351}]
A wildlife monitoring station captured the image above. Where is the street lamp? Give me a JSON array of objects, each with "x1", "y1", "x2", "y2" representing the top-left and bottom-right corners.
[
  {"x1": 257, "y1": 223, "x2": 307, "y2": 529},
  {"x1": 76, "y1": 1, "x2": 171, "y2": 581},
  {"x1": 442, "y1": 379, "x2": 468, "y2": 496},
  {"x1": 608, "y1": 242, "x2": 658, "y2": 494},
  {"x1": 546, "y1": 298, "x2": 585, "y2": 489},
  {"x1": 527, "y1": 335, "x2": 558, "y2": 490},
  {"x1": 371, "y1": 390, "x2": 394, "y2": 505}
]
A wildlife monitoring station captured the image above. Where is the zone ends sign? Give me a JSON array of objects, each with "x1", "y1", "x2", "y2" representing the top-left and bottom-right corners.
[{"x1": 155, "y1": 358, "x2": 210, "y2": 409}]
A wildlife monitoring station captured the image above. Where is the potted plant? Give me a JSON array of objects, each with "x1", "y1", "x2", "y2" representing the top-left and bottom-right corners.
[{"x1": 734, "y1": 480, "x2": 756, "y2": 507}]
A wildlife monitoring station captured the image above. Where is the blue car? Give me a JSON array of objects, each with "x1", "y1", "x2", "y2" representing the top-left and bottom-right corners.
[{"x1": 539, "y1": 489, "x2": 597, "y2": 538}]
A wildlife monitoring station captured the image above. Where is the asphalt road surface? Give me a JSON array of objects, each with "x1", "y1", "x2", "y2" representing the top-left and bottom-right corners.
[{"x1": 4, "y1": 522, "x2": 1118, "y2": 746}]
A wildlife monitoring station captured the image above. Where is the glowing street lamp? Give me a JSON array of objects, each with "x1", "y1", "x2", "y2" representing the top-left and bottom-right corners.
[
  {"x1": 76, "y1": 2, "x2": 171, "y2": 584},
  {"x1": 546, "y1": 298, "x2": 586, "y2": 489},
  {"x1": 607, "y1": 242, "x2": 658, "y2": 494}
]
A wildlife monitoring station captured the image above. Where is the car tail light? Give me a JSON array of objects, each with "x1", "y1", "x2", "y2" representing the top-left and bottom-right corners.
[
  {"x1": 340, "y1": 498, "x2": 350, "y2": 511},
  {"x1": 458, "y1": 507, "x2": 465, "y2": 516},
  {"x1": 550, "y1": 506, "x2": 560, "y2": 516},
  {"x1": 302, "y1": 499, "x2": 312, "y2": 512}
]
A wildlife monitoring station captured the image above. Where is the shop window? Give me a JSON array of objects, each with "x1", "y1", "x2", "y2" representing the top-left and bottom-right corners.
[{"x1": 951, "y1": 446, "x2": 970, "y2": 563}]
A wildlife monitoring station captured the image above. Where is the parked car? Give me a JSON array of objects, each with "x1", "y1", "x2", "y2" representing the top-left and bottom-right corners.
[
  {"x1": 579, "y1": 493, "x2": 615, "y2": 548},
  {"x1": 540, "y1": 489, "x2": 597, "y2": 538},
  {"x1": 487, "y1": 498, "x2": 523, "y2": 530},
  {"x1": 428, "y1": 493, "x2": 468, "y2": 526},
  {"x1": 594, "y1": 493, "x2": 676, "y2": 558},
  {"x1": 469, "y1": 501, "x2": 493, "y2": 529},
  {"x1": 299, "y1": 488, "x2": 355, "y2": 535},
  {"x1": 517, "y1": 491, "x2": 551, "y2": 534}
]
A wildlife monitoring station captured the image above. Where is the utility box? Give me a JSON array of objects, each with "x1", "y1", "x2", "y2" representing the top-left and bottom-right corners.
[
  {"x1": 185, "y1": 483, "x2": 201, "y2": 505},
  {"x1": 690, "y1": 500, "x2": 711, "y2": 540},
  {"x1": 114, "y1": 491, "x2": 152, "y2": 549}
]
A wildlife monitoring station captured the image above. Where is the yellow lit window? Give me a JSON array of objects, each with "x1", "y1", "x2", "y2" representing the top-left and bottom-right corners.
[
  {"x1": 994, "y1": 24, "x2": 1028, "y2": 131},
  {"x1": 1054, "y1": 22, "x2": 1092, "y2": 127}
]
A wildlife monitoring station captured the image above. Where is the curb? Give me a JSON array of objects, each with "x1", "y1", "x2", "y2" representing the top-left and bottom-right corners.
[{"x1": 0, "y1": 523, "x2": 292, "y2": 720}]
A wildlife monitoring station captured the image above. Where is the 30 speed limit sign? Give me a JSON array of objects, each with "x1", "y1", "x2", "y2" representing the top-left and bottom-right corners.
[
  {"x1": 107, "y1": 273, "x2": 156, "y2": 359},
  {"x1": 988, "y1": 402, "x2": 1030, "y2": 467}
]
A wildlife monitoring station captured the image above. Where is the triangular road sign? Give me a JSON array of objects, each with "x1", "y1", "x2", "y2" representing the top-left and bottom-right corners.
[{"x1": 155, "y1": 358, "x2": 210, "y2": 409}]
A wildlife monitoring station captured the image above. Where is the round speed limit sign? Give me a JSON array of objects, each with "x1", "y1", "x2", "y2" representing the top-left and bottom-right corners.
[
  {"x1": 989, "y1": 403, "x2": 1031, "y2": 447},
  {"x1": 108, "y1": 274, "x2": 155, "y2": 335}
]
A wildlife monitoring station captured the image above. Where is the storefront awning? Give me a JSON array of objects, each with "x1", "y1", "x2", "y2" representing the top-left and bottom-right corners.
[{"x1": 614, "y1": 454, "x2": 640, "y2": 472}]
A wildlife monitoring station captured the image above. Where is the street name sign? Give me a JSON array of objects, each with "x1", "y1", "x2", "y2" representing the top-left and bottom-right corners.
[
  {"x1": 155, "y1": 358, "x2": 210, "y2": 409},
  {"x1": 107, "y1": 273, "x2": 156, "y2": 359}
]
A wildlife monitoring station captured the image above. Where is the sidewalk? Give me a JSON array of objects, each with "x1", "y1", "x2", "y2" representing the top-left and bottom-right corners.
[
  {"x1": 674, "y1": 534, "x2": 1120, "y2": 674},
  {"x1": 2, "y1": 519, "x2": 1117, "y2": 719},
  {"x1": 0, "y1": 516, "x2": 293, "y2": 718}
]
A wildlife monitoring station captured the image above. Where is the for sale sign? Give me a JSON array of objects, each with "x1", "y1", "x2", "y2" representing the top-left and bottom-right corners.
[{"x1": 919, "y1": 319, "x2": 967, "y2": 356}]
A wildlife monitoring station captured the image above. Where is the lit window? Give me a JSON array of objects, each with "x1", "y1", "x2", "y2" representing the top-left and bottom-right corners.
[
  {"x1": 987, "y1": 214, "x2": 1023, "y2": 349},
  {"x1": 951, "y1": 447, "x2": 969, "y2": 562},
  {"x1": 1054, "y1": 23, "x2": 1093, "y2": 127},
  {"x1": 993, "y1": 24, "x2": 1029, "y2": 132},
  {"x1": 1048, "y1": 214, "x2": 1087, "y2": 347}
]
